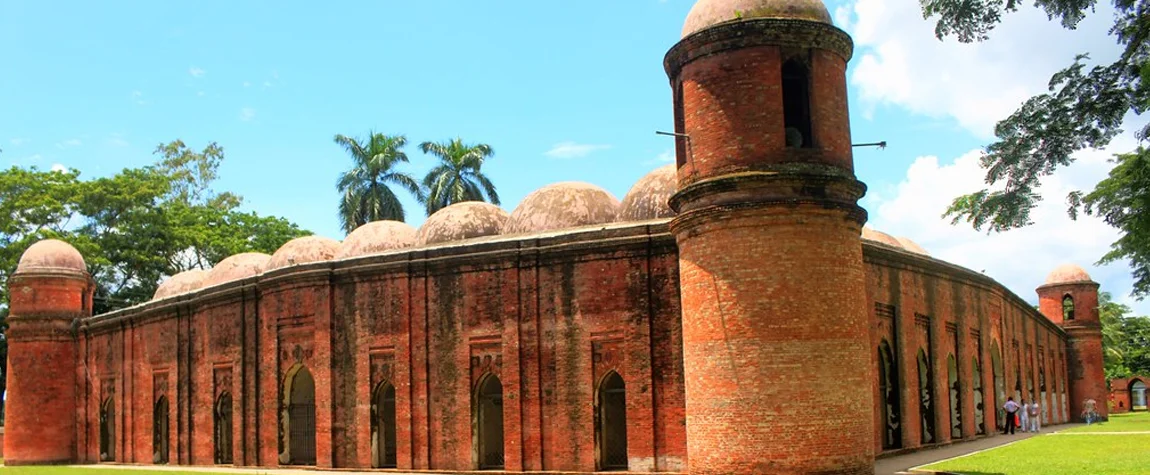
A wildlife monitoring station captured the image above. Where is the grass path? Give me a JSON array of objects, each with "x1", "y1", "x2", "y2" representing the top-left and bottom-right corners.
[{"x1": 920, "y1": 412, "x2": 1150, "y2": 475}]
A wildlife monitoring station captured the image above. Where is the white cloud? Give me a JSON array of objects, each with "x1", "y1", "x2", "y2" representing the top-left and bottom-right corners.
[
  {"x1": 843, "y1": 0, "x2": 1119, "y2": 137},
  {"x1": 50, "y1": 163, "x2": 68, "y2": 173},
  {"x1": 189, "y1": 67, "x2": 205, "y2": 78},
  {"x1": 106, "y1": 134, "x2": 130, "y2": 147},
  {"x1": 544, "y1": 141, "x2": 612, "y2": 159},
  {"x1": 644, "y1": 149, "x2": 675, "y2": 165},
  {"x1": 864, "y1": 134, "x2": 1149, "y2": 315},
  {"x1": 243, "y1": 81, "x2": 251, "y2": 88},
  {"x1": 55, "y1": 138, "x2": 81, "y2": 148},
  {"x1": 131, "y1": 90, "x2": 148, "y2": 105},
  {"x1": 197, "y1": 91, "x2": 206, "y2": 97},
  {"x1": 9, "y1": 138, "x2": 27, "y2": 146},
  {"x1": 239, "y1": 107, "x2": 256, "y2": 121}
]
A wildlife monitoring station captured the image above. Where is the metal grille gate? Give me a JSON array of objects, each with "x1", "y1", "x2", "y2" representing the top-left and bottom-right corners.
[{"x1": 289, "y1": 403, "x2": 316, "y2": 465}]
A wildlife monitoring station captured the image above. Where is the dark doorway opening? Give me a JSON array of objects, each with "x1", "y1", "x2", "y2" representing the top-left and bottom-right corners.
[
  {"x1": 100, "y1": 397, "x2": 115, "y2": 462},
  {"x1": 596, "y1": 372, "x2": 628, "y2": 471},
  {"x1": 781, "y1": 59, "x2": 814, "y2": 148},
  {"x1": 283, "y1": 366, "x2": 316, "y2": 466},
  {"x1": 153, "y1": 396, "x2": 170, "y2": 464},
  {"x1": 215, "y1": 392, "x2": 233, "y2": 464},
  {"x1": 372, "y1": 382, "x2": 398, "y2": 468},
  {"x1": 475, "y1": 374, "x2": 504, "y2": 470}
]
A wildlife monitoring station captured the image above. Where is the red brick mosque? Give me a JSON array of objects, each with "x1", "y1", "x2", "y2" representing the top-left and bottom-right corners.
[{"x1": 4, "y1": 0, "x2": 1109, "y2": 473}]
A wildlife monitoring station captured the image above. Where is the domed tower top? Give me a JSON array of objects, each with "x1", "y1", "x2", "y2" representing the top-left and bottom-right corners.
[
  {"x1": 682, "y1": 0, "x2": 833, "y2": 38},
  {"x1": 1036, "y1": 263, "x2": 1099, "y2": 325},
  {"x1": 15, "y1": 239, "x2": 88, "y2": 277}
]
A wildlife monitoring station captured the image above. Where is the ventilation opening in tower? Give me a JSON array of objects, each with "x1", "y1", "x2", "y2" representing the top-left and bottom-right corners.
[{"x1": 782, "y1": 59, "x2": 813, "y2": 149}]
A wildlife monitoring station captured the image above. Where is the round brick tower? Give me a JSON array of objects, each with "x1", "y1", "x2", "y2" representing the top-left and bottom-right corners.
[
  {"x1": 664, "y1": 0, "x2": 873, "y2": 473},
  {"x1": 1036, "y1": 264, "x2": 1107, "y2": 422},
  {"x1": 5, "y1": 239, "x2": 92, "y2": 464}
]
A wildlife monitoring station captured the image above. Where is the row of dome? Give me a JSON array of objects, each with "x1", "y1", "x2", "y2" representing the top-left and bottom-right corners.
[{"x1": 13, "y1": 164, "x2": 934, "y2": 301}]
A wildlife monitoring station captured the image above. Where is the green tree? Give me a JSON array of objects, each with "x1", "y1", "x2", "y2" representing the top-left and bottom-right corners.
[
  {"x1": 334, "y1": 132, "x2": 422, "y2": 233},
  {"x1": 928, "y1": 0, "x2": 1150, "y2": 297},
  {"x1": 417, "y1": 138, "x2": 500, "y2": 215},
  {"x1": 1101, "y1": 291, "x2": 1132, "y2": 378}
]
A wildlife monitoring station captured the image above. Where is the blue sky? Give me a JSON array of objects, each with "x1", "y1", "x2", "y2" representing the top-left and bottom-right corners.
[{"x1": 3, "y1": 0, "x2": 1144, "y2": 312}]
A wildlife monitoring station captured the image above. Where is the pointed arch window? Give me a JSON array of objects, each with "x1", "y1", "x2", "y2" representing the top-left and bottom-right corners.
[
  {"x1": 1063, "y1": 295, "x2": 1076, "y2": 320},
  {"x1": 878, "y1": 340, "x2": 902, "y2": 449},
  {"x1": 100, "y1": 397, "x2": 116, "y2": 462},
  {"x1": 281, "y1": 366, "x2": 316, "y2": 466},
  {"x1": 918, "y1": 349, "x2": 936, "y2": 444},
  {"x1": 947, "y1": 355, "x2": 962, "y2": 439}
]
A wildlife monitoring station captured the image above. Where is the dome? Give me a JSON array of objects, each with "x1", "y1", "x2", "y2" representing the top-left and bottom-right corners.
[
  {"x1": 338, "y1": 221, "x2": 417, "y2": 258},
  {"x1": 1045, "y1": 264, "x2": 1094, "y2": 285},
  {"x1": 682, "y1": 0, "x2": 833, "y2": 38},
  {"x1": 153, "y1": 269, "x2": 209, "y2": 300},
  {"x1": 267, "y1": 236, "x2": 341, "y2": 270},
  {"x1": 417, "y1": 201, "x2": 510, "y2": 245},
  {"x1": 861, "y1": 227, "x2": 903, "y2": 249},
  {"x1": 618, "y1": 164, "x2": 677, "y2": 221},
  {"x1": 16, "y1": 239, "x2": 86, "y2": 274},
  {"x1": 504, "y1": 182, "x2": 621, "y2": 235},
  {"x1": 896, "y1": 237, "x2": 930, "y2": 256},
  {"x1": 203, "y1": 252, "x2": 271, "y2": 288}
]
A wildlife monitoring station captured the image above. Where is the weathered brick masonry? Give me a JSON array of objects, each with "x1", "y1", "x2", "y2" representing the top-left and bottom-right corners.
[{"x1": 4, "y1": 0, "x2": 1109, "y2": 473}]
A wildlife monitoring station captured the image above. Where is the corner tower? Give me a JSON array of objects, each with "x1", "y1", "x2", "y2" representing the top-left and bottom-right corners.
[
  {"x1": 1037, "y1": 264, "x2": 1107, "y2": 422},
  {"x1": 5, "y1": 240, "x2": 92, "y2": 464},
  {"x1": 665, "y1": 0, "x2": 872, "y2": 473}
]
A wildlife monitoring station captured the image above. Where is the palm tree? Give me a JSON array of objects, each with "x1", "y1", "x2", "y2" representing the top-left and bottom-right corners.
[
  {"x1": 417, "y1": 138, "x2": 500, "y2": 215},
  {"x1": 335, "y1": 132, "x2": 422, "y2": 233}
]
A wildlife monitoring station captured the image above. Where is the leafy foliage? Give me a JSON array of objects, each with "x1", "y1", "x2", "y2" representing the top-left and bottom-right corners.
[
  {"x1": 334, "y1": 132, "x2": 422, "y2": 233},
  {"x1": 930, "y1": 0, "x2": 1150, "y2": 297},
  {"x1": 417, "y1": 138, "x2": 500, "y2": 215},
  {"x1": 1100, "y1": 291, "x2": 1150, "y2": 379},
  {"x1": 0, "y1": 140, "x2": 310, "y2": 315}
]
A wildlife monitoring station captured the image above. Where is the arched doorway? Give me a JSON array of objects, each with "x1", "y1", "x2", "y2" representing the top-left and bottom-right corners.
[
  {"x1": 474, "y1": 374, "x2": 504, "y2": 470},
  {"x1": 215, "y1": 392, "x2": 233, "y2": 464},
  {"x1": 781, "y1": 59, "x2": 814, "y2": 148},
  {"x1": 596, "y1": 371, "x2": 628, "y2": 471},
  {"x1": 153, "y1": 396, "x2": 170, "y2": 464},
  {"x1": 281, "y1": 366, "x2": 316, "y2": 466},
  {"x1": 878, "y1": 340, "x2": 902, "y2": 449},
  {"x1": 100, "y1": 397, "x2": 115, "y2": 462},
  {"x1": 371, "y1": 381, "x2": 397, "y2": 468},
  {"x1": 1132, "y1": 380, "x2": 1148, "y2": 411},
  {"x1": 972, "y1": 357, "x2": 985, "y2": 435},
  {"x1": 917, "y1": 349, "x2": 935, "y2": 444},
  {"x1": 947, "y1": 355, "x2": 962, "y2": 439}
]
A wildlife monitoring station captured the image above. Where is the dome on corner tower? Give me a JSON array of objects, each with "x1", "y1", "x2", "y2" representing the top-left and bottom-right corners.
[
  {"x1": 15, "y1": 239, "x2": 87, "y2": 274},
  {"x1": 682, "y1": 0, "x2": 834, "y2": 38},
  {"x1": 1045, "y1": 264, "x2": 1093, "y2": 286}
]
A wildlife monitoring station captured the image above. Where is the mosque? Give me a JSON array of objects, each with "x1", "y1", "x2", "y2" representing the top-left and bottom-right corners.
[{"x1": 3, "y1": 0, "x2": 1108, "y2": 473}]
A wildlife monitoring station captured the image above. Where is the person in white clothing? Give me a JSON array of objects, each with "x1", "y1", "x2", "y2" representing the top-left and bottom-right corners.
[
  {"x1": 1019, "y1": 399, "x2": 1029, "y2": 432},
  {"x1": 1028, "y1": 401, "x2": 1041, "y2": 432}
]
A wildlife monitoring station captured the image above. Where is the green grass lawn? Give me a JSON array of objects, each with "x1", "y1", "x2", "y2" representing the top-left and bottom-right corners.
[{"x1": 922, "y1": 411, "x2": 1150, "y2": 475}]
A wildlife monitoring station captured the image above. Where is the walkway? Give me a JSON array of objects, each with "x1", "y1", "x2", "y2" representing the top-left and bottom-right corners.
[{"x1": 874, "y1": 424, "x2": 1084, "y2": 474}]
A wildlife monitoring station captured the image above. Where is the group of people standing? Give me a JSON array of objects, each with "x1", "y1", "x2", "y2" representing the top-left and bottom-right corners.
[{"x1": 1000, "y1": 397, "x2": 1042, "y2": 434}]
